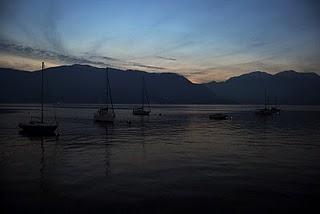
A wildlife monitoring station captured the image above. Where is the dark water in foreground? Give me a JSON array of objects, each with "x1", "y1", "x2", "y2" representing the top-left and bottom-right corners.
[{"x1": 1, "y1": 104, "x2": 320, "y2": 213}]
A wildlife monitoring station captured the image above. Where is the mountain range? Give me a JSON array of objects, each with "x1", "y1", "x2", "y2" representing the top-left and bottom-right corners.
[
  {"x1": 0, "y1": 65, "x2": 224, "y2": 104},
  {"x1": 205, "y1": 70, "x2": 320, "y2": 105},
  {"x1": 0, "y1": 65, "x2": 319, "y2": 105}
]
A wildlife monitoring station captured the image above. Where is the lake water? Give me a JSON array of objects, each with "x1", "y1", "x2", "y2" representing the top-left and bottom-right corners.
[{"x1": 1, "y1": 104, "x2": 320, "y2": 213}]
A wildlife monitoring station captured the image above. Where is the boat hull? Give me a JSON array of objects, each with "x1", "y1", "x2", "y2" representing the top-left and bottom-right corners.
[
  {"x1": 94, "y1": 108, "x2": 115, "y2": 123},
  {"x1": 209, "y1": 113, "x2": 228, "y2": 120},
  {"x1": 94, "y1": 115, "x2": 115, "y2": 123},
  {"x1": 271, "y1": 107, "x2": 281, "y2": 113},
  {"x1": 255, "y1": 108, "x2": 273, "y2": 116},
  {"x1": 19, "y1": 122, "x2": 58, "y2": 135},
  {"x1": 133, "y1": 109, "x2": 150, "y2": 116}
]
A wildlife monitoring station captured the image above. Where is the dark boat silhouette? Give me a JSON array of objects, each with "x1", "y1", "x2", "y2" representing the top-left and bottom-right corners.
[
  {"x1": 209, "y1": 113, "x2": 229, "y2": 120},
  {"x1": 19, "y1": 121, "x2": 58, "y2": 135},
  {"x1": 270, "y1": 107, "x2": 281, "y2": 114},
  {"x1": 255, "y1": 89, "x2": 273, "y2": 116},
  {"x1": 133, "y1": 76, "x2": 151, "y2": 116},
  {"x1": 255, "y1": 108, "x2": 273, "y2": 116},
  {"x1": 19, "y1": 62, "x2": 58, "y2": 135},
  {"x1": 94, "y1": 67, "x2": 115, "y2": 123},
  {"x1": 270, "y1": 97, "x2": 281, "y2": 113}
]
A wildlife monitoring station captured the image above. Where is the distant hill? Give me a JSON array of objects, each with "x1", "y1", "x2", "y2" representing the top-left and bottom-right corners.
[
  {"x1": 0, "y1": 64, "x2": 224, "y2": 104},
  {"x1": 205, "y1": 70, "x2": 320, "y2": 105}
]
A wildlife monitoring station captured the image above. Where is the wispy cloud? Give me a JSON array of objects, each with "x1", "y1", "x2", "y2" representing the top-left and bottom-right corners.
[
  {"x1": 130, "y1": 62, "x2": 165, "y2": 70},
  {"x1": 41, "y1": 0, "x2": 65, "y2": 53},
  {"x1": 0, "y1": 41, "x2": 109, "y2": 66},
  {"x1": 0, "y1": 0, "x2": 66, "y2": 53},
  {"x1": 156, "y1": 56, "x2": 177, "y2": 61},
  {"x1": 0, "y1": 40, "x2": 166, "y2": 71},
  {"x1": 87, "y1": 55, "x2": 120, "y2": 62}
]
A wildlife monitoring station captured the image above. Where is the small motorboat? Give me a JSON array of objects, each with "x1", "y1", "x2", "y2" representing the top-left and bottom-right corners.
[
  {"x1": 133, "y1": 107, "x2": 151, "y2": 116},
  {"x1": 209, "y1": 113, "x2": 228, "y2": 120}
]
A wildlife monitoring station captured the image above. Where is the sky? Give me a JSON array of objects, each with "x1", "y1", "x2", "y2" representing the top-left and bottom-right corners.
[{"x1": 0, "y1": 0, "x2": 319, "y2": 82}]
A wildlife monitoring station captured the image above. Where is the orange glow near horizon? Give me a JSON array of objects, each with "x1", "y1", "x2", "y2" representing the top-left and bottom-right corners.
[{"x1": 1, "y1": 53, "x2": 319, "y2": 83}]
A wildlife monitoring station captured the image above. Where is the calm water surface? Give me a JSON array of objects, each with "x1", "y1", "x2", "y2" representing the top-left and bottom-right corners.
[{"x1": 1, "y1": 105, "x2": 320, "y2": 213}]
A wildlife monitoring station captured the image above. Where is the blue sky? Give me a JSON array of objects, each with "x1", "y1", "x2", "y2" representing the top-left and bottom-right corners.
[{"x1": 0, "y1": 0, "x2": 319, "y2": 82}]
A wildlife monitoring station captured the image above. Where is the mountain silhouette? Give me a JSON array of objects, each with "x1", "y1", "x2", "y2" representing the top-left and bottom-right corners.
[
  {"x1": 1, "y1": 65, "x2": 319, "y2": 105},
  {"x1": 205, "y1": 70, "x2": 320, "y2": 105},
  {"x1": 0, "y1": 64, "x2": 224, "y2": 104}
]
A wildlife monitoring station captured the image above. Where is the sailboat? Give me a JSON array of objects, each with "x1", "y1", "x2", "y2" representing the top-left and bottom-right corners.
[
  {"x1": 133, "y1": 76, "x2": 151, "y2": 116},
  {"x1": 255, "y1": 89, "x2": 273, "y2": 116},
  {"x1": 19, "y1": 62, "x2": 58, "y2": 135},
  {"x1": 94, "y1": 67, "x2": 115, "y2": 123},
  {"x1": 271, "y1": 97, "x2": 281, "y2": 113}
]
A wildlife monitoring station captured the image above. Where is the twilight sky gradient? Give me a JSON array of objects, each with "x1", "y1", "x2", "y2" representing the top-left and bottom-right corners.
[{"x1": 0, "y1": 0, "x2": 319, "y2": 82}]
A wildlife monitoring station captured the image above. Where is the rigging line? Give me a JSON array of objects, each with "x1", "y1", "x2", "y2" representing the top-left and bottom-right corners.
[
  {"x1": 41, "y1": 62, "x2": 44, "y2": 123},
  {"x1": 144, "y1": 76, "x2": 151, "y2": 109},
  {"x1": 142, "y1": 76, "x2": 145, "y2": 108}
]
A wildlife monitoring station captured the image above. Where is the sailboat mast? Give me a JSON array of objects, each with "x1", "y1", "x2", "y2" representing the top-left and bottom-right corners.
[
  {"x1": 105, "y1": 68, "x2": 108, "y2": 105},
  {"x1": 106, "y1": 68, "x2": 114, "y2": 113},
  {"x1": 144, "y1": 77, "x2": 150, "y2": 109},
  {"x1": 142, "y1": 76, "x2": 145, "y2": 108},
  {"x1": 41, "y1": 62, "x2": 44, "y2": 123},
  {"x1": 264, "y1": 88, "x2": 267, "y2": 109}
]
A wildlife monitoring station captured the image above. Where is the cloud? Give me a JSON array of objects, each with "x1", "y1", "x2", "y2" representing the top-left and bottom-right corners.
[
  {"x1": 41, "y1": 0, "x2": 65, "y2": 53},
  {"x1": 183, "y1": 54, "x2": 320, "y2": 83},
  {"x1": 0, "y1": 40, "x2": 166, "y2": 71},
  {"x1": 0, "y1": 53, "x2": 59, "y2": 71},
  {"x1": 0, "y1": 0, "x2": 65, "y2": 53},
  {"x1": 88, "y1": 55, "x2": 120, "y2": 62},
  {"x1": 157, "y1": 40, "x2": 195, "y2": 55},
  {"x1": 0, "y1": 41, "x2": 108, "y2": 66},
  {"x1": 156, "y1": 56, "x2": 177, "y2": 61},
  {"x1": 130, "y1": 62, "x2": 165, "y2": 70}
]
